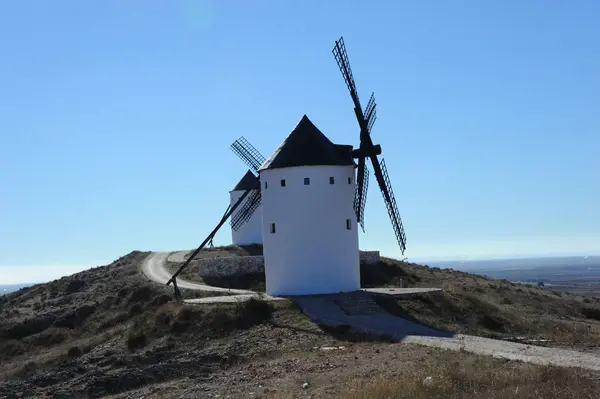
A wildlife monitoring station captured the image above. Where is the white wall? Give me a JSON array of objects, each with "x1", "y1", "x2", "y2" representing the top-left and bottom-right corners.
[
  {"x1": 260, "y1": 165, "x2": 360, "y2": 295},
  {"x1": 230, "y1": 190, "x2": 263, "y2": 245}
]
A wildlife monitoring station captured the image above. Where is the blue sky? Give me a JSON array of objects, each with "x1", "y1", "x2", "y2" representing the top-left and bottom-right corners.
[{"x1": 1, "y1": 1, "x2": 599, "y2": 283}]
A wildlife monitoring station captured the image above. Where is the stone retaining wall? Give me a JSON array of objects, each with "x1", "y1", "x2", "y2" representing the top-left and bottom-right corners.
[
  {"x1": 198, "y1": 251, "x2": 381, "y2": 278},
  {"x1": 360, "y1": 251, "x2": 381, "y2": 265},
  {"x1": 197, "y1": 255, "x2": 264, "y2": 278}
]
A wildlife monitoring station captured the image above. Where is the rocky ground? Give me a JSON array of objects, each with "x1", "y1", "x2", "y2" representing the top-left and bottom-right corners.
[{"x1": 2, "y1": 251, "x2": 600, "y2": 398}]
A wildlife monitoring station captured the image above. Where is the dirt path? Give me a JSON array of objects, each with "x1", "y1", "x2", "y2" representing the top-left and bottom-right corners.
[
  {"x1": 141, "y1": 251, "x2": 252, "y2": 295},
  {"x1": 141, "y1": 252, "x2": 283, "y2": 304}
]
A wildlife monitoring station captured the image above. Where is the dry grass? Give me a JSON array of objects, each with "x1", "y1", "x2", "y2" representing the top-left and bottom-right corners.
[
  {"x1": 126, "y1": 298, "x2": 275, "y2": 350},
  {"x1": 170, "y1": 247, "x2": 600, "y2": 348},
  {"x1": 342, "y1": 356, "x2": 600, "y2": 399},
  {"x1": 372, "y1": 258, "x2": 600, "y2": 348}
]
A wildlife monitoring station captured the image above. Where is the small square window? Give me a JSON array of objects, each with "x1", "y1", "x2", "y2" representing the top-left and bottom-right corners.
[
  {"x1": 329, "y1": 177, "x2": 335, "y2": 185},
  {"x1": 304, "y1": 177, "x2": 310, "y2": 185},
  {"x1": 265, "y1": 181, "x2": 268, "y2": 189},
  {"x1": 346, "y1": 219, "x2": 351, "y2": 230},
  {"x1": 270, "y1": 223, "x2": 276, "y2": 233},
  {"x1": 348, "y1": 177, "x2": 352, "y2": 184},
  {"x1": 280, "y1": 179, "x2": 286, "y2": 187}
]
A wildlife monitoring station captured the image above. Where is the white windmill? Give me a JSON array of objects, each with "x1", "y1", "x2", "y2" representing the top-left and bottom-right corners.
[
  {"x1": 229, "y1": 170, "x2": 263, "y2": 246},
  {"x1": 258, "y1": 115, "x2": 359, "y2": 295},
  {"x1": 168, "y1": 36, "x2": 407, "y2": 298}
]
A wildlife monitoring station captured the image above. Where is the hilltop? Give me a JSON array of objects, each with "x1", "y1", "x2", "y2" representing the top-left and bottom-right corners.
[
  {"x1": 1, "y1": 249, "x2": 600, "y2": 398},
  {"x1": 170, "y1": 245, "x2": 600, "y2": 350}
]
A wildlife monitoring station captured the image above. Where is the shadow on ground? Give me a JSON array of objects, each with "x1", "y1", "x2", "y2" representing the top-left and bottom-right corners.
[
  {"x1": 289, "y1": 291, "x2": 455, "y2": 341},
  {"x1": 201, "y1": 261, "x2": 419, "y2": 293},
  {"x1": 203, "y1": 274, "x2": 265, "y2": 292}
]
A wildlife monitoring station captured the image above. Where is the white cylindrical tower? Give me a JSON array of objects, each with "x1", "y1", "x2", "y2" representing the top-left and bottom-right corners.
[
  {"x1": 259, "y1": 115, "x2": 360, "y2": 296},
  {"x1": 230, "y1": 170, "x2": 263, "y2": 246}
]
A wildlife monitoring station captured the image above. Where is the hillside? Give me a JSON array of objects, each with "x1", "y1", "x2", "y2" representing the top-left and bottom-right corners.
[
  {"x1": 1, "y1": 250, "x2": 600, "y2": 398},
  {"x1": 169, "y1": 246, "x2": 600, "y2": 351},
  {"x1": 373, "y1": 258, "x2": 600, "y2": 350}
]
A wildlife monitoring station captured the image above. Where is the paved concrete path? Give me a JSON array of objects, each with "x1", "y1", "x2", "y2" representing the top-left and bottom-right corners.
[
  {"x1": 363, "y1": 287, "x2": 442, "y2": 296},
  {"x1": 292, "y1": 292, "x2": 600, "y2": 371},
  {"x1": 186, "y1": 294, "x2": 286, "y2": 304}
]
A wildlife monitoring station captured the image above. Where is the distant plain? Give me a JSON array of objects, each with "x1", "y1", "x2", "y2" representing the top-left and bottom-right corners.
[{"x1": 432, "y1": 256, "x2": 600, "y2": 297}]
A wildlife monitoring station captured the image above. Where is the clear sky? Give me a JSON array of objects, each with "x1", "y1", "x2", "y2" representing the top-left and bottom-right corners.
[{"x1": 1, "y1": 1, "x2": 599, "y2": 284}]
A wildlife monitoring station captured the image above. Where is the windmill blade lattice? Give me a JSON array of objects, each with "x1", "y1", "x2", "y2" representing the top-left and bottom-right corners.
[
  {"x1": 364, "y1": 93, "x2": 377, "y2": 133},
  {"x1": 230, "y1": 189, "x2": 262, "y2": 231},
  {"x1": 375, "y1": 158, "x2": 407, "y2": 253},
  {"x1": 332, "y1": 37, "x2": 360, "y2": 108},
  {"x1": 353, "y1": 162, "x2": 369, "y2": 232},
  {"x1": 230, "y1": 137, "x2": 266, "y2": 229},
  {"x1": 333, "y1": 35, "x2": 407, "y2": 254},
  {"x1": 231, "y1": 137, "x2": 266, "y2": 173}
]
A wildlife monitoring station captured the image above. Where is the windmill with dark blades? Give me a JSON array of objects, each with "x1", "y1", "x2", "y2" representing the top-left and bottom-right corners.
[
  {"x1": 333, "y1": 36, "x2": 407, "y2": 255},
  {"x1": 165, "y1": 138, "x2": 267, "y2": 300},
  {"x1": 166, "y1": 36, "x2": 407, "y2": 299}
]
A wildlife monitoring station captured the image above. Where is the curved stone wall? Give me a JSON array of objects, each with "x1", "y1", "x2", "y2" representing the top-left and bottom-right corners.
[
  {"x1": 197, "y1": 255, "x2": 264, "y2": 278},
  {"x1": 197, "y1": 251, "x2": 381, "y2": 279},
  {"x1": 359, "y1": 251, "x2": 381, "y2": 265}
]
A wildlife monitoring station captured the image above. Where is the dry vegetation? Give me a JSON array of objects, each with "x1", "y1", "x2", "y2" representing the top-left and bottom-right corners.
[
  {"x1": 174, "y1": 245, "x2": 600, "y2": 350},
  {"x1": 369, "y1": 258, "x2": 600, "y2": 349},
  {"x1": 1, "y1": 249, "x2": 600, "y2": 398},
  {"x1": 343, "y1": 357, "x2": 600, "y2": 399}
]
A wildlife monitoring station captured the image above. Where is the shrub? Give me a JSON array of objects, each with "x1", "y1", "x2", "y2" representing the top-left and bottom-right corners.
[
  {"x1": 3, "y1": 315, "x2": 57, "y2": 339},
  {"x1": 152, "y1": 294, "x2": 173, "y2": 307},
  {"x1": 169, "y1": 306, "x2": 198, "y2": 333},
  {"x1": 65, "y1": 279, "x2": 85, "y2": 294},
  {"x1": 126, "y1": 299, "x2": 275, "y2": 350},
  {"x1": 0, "y1": 339, "x2": 26, "y2": 359},
  {"x1": 128, "y1": 303, "x2": 143, "y2": 317},
  {"x1": 17, "y1": 361, "x2": 38, "y2": 378},
  {"x1": 53, "y1": 304, "x2": 97, "y2": 329},
  {"x1": 581, "y1": 306, "x2": 600, "y2": 321},
  {"x1": 127, "y1": 317, "x2": 150, "y2": 351},
  {"x1": 26, "y1": 327, "x2": 69, "y2": 347},
  {"x1": 128, "y1": 285, "x2": 155, "y2": 304},
  {"x1": 67, "y1": 346, "x2": 82, "y2": 358},
  {"x1": 236, "y1": 298, "x2": 274, "y2": 325},
  {"x1": 480, "y1": 315, "x2": 505, "y2": 331}
]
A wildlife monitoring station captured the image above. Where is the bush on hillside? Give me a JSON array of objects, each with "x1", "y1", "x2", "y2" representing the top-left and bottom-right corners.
[{"x1": 126, "y1": 298, "x2": 275, "y2": 351}]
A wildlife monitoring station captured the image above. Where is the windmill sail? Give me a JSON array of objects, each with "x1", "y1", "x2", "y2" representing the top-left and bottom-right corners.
[
  {"x1": 231, "y1": 137, "x2": 266, "y2": 173},
  {"x1": 230, "y1": 137, "x2": 266, "y2": 227},
  {"x1": 231, "y1": 189, "x2": 262, "y2": 231},
  {"x1": 333, "y1": 36, "x2": 407, "y2": 254},
  {"x1": 353, "y1": 162, "x2": 369, "y2": 232},
  {"x1": 377, "y1": 158, "x2": 407, "y2": 253}
]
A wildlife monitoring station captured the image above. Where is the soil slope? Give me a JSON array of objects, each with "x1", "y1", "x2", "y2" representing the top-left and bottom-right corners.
[{"x1": 1, "y1": 251, "x2": 600, "y2": 398}]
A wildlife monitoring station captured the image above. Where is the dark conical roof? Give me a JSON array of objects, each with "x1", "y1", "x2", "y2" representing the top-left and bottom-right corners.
[
  {"x1": 231, "y1": 170, "x2": 259, "y2": 191},
  {"x1": 258, "y1": 115, "x2": 354, "y2": 171}
]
